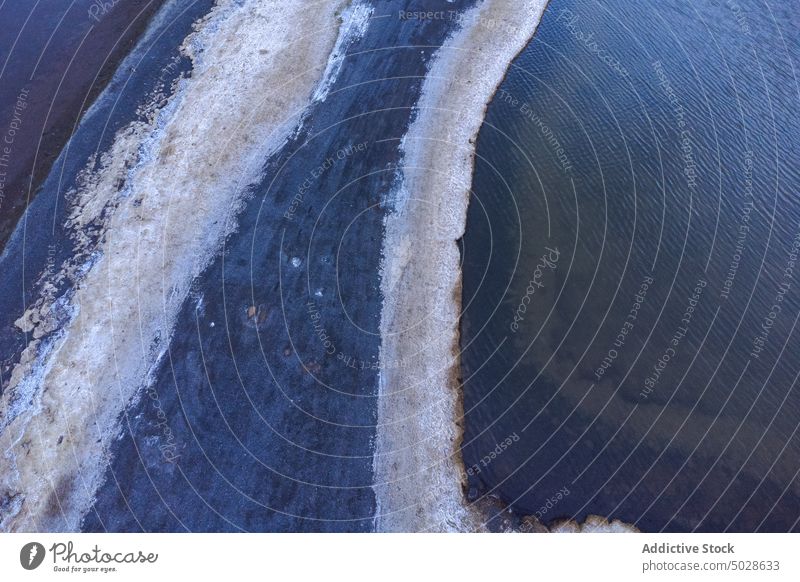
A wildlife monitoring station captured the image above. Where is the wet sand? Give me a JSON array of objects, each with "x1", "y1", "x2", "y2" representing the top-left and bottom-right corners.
[{"x1": 0, "y1": 0, "x2": 349, "y2": 532}]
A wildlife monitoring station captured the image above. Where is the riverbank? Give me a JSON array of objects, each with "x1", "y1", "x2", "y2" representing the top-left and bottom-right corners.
[
  {"x1": 375, "y1": 0, "x2": 550, "y2": 532},
  {"x1": 0, "y1": 0, "x2": 351, "y2": 532}
]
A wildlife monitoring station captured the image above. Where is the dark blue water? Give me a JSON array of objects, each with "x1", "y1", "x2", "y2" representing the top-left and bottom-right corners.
[{"x1": 461, "y1": 0, "x2": 800, "y2": 532}]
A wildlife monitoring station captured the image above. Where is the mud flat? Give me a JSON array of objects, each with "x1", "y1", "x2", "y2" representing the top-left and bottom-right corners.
[
  {"x1": 374, "y1": 0, "x2": 636, "y2": 533},
  {"x1": 0, "y1": 0, "x2": 352, "y2": 532}
]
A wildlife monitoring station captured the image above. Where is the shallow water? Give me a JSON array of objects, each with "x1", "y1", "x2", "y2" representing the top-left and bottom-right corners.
[{"x1": 461, "y1": 0, "x2": 800, "y2": 532}]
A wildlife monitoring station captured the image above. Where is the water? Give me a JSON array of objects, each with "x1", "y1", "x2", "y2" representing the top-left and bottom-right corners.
[
  {"x1": 0, "y1": 0, "x2": 166, "y2": 252},
  {"x1": 460, "y1": 0, "x2": 800, "y2": 532}
]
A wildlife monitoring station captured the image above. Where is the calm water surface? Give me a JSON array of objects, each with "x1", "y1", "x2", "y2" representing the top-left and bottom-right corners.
[{"x1": 461, "y1": 0, "x2": 800, "y2": 532}]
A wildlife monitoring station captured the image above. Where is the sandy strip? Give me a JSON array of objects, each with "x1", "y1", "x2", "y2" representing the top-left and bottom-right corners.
[
  {"x1": 374, "y1": 0, "x2": 636, "y2": 532},
  {"x1": 375, "y1": 0, "x2": 551, "y2": 533},
  {"x1": 0, "y1": 0, "x2": 356, "y2": 532}
]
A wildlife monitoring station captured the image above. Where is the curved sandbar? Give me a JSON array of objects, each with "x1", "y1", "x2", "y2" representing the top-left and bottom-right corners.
[
  {"x1": 375, "y1": 0, "x2": 550, "y2": 532},
  {"x1": 0, "y1": 0, "x2": 354, "y2": 532},
  {"x1": 375, "y1": 0, "x2": 637, "y2": 533}
]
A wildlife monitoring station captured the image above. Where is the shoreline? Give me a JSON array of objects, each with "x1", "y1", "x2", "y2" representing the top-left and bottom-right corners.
[
  {"x1": 374, "y1": 0, "x2": 637, "y2": 533},
  {"x1": 374, "y1": 0, "x2": 550, "y2": 532},
  {"x1": 0, "y1": 0, "x2": 353, "y2": 532},
  {"x1": 0, "y1": 0, "x2": 168, "y2": 253}
]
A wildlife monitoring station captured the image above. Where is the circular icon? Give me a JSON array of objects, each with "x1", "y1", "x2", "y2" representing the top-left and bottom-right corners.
[{"x1": 20, "y1": 542, "x2": 46, "y2": 570}]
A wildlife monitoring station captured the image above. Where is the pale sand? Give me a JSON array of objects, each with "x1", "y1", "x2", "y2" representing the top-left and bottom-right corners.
[
  {"x1": 375, "y1": 0, "x2": 550, "y2": 533},
  {"x1": 549, "y1": 515, "x2": 639, "y2": 533},
  {"x1": 374, "y1": 0, "x2": 636, "y2": 533},
  {"x1": 0, "y1": 0, "x2": 357, "y2": 532}
]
